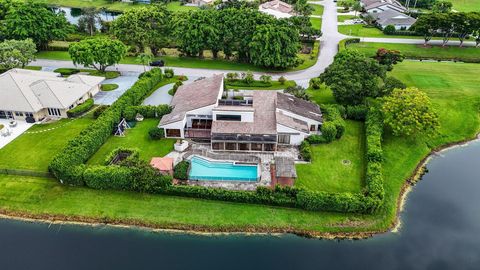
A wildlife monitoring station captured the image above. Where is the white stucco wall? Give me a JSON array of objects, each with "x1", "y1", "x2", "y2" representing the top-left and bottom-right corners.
[{"x1": 259, "y1": 7, "x2": 292, "y2": 19}]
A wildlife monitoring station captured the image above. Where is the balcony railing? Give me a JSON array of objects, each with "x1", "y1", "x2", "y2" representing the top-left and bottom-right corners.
[
  {"x1": 211, "y1": 133, "x2": 277, "y2": 142},
  {"x1": 218, "y1": 99, "x2": 253, "y2": 106},
  {"x1": 184, "y1": 128, "x2": 211, "y2": 138}
]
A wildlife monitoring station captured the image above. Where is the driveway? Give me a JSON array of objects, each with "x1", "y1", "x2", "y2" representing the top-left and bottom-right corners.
[
  {"x1": 0, "y1": 119, "x2": 34, "y2": 149},
  {"x1": 94, "y1": 72, "x2": 140, "y2": 105},
  {"x1": 142, "y1": 76, "x2": 202, "y2": 105}
]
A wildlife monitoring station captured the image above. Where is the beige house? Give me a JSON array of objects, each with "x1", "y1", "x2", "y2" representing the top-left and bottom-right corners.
[
  {"x1": 259, "y1": 0, "x2": 295, "y2": 19},
  {"x1": 0, "y1": 69, "x2": 104, "y2": 122}
]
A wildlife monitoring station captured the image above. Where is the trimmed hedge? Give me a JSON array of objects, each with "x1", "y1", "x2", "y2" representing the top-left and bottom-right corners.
[
  {"x1": 123, "y1": 104, "x2": 171, "y2": 121},
  {"x1": 104, "y1": 147, "x2": 140, "y2": 166},
  {"x1": 54, "y1": 68, "x2": 80, "y2": 76},
  {"x1": 67, "y1": 98, "x2": 94, "y2": 118},
  {"x1": 49, "y1": 68, "x2": 164, "y2": 185},
  {"x1": 299, "y1": 141, "x2": 312, "y2": 161},
  {"x1": 148, "y1": 127, "x2": 164, "y2": 140},
  {"x1": 174, "y1": 161, "x2": 190, "y2": 180}
]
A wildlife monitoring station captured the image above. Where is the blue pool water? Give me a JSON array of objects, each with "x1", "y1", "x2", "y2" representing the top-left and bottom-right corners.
[{"x1": 189, "y1": 156, "x2": 259, "y2": 182}]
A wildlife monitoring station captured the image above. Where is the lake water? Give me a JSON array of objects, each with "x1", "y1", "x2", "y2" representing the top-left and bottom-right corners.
[
  {"x1": 55, "y1": 7, "x2": 120, "y2": 25},
  {"x1": 1, "y1": 140, "x2": 480, "y2": 269}
]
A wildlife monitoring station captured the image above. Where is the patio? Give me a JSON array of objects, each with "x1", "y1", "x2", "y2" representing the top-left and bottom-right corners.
[{"x1": 0, "y1": 119, "x2": 34, "y2": 149}]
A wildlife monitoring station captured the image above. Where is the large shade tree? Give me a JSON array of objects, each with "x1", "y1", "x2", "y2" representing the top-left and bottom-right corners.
[
  {"x1": 382, "y1": 87, "x2": 439, "y2": 137},
  {"x1": 111, "y1": 4, "x2": 171, "y2": 55},
  {"x1": 1, "y1": 1, "x2": 72, "y2": 48},
  {"x1": 249, "y1": 23, "x2": 300, "y2": 68},
  {"x1": 319, "y1": 50, "x2": 386, "y2": 105},
  {"x1": 68, "y1": 38, "x2": 127, "y2": 72},
  {"x1": 0, "y1": 39, "x2": 36, "y2": 69}
]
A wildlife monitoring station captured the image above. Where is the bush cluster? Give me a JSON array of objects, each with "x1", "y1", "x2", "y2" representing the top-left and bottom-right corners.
[
  {"x1": 54, "y1": 68, "x2": 80, "y2": 76},
  {"x1": 164, "y1": 68, "x2": 174, "y2": 78},
  {"x1": 148, "y1": 127, "x2": 164, "y2": 140},
  {"x1": 345, "y1": 105, "x2": 368, "y2": 121},
  {"x1": 93, "y1": 105, "x2": 109, "y2": 119},
  {"x1": 66, "y1": 99, "x2": 94, "y2": 118},
  {"x1": 299, "y1": 141, "x2": 312, "y2": 161},
  {"x1": 123, "y1": 104, "x2": 171, "y2": 121},
  {"x1": 226, "y1": 79, "x2": 273, "y2": 88},
  {"x1": 173, "y1": 161, "x2": 190, "y2": 180}
]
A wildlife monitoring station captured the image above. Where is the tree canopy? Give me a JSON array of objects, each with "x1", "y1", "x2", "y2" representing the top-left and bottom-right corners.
[
  {"x1": 319, "y1": 50, "x2": 386, "y2": 105},
  {"x1": 1, "y1": 1, "x2": 72, "y2": 48},
  {"x1": 68, "y1": 38, "x2": 127, "y2": 72},
  {"x1": 0, "y1": 39, "x2": 36, "y2": 69},
  {"x1": 112, "y1": 4, "x2": 171, "y2": 55},
  {"x1": 382, "y1": 87, "x2": 439, "y2": 137}
]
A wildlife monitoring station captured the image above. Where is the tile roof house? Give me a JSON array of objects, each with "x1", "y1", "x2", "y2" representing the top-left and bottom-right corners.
[
  {"x1": 0, "y1": 68, "x2": 104, "y2": 122},
  {"x1": 371, "y1": 8, "x2": 416, "y2": 30},
  {"x1": 361, "y1": 0, "x2": 407, "y2": 13},
  {"x1": 259, "y1": 0, "x2": 295, "y2": 19},
  {"x1": 158, "y1": 75, "x2": 323, "y2": 152}
]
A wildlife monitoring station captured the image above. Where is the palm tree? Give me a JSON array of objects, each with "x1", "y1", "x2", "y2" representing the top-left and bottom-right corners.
[{"x1": 136, "y1": 53, "x2": 154, "y2": 72}]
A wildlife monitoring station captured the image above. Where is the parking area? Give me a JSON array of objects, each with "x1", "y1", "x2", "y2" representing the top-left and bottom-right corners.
[
  {"x1": 94, "y1": 72, "x2": 140, "y2": 105},
  {"x1": 0, "y1": 119, "x2": 34, "y2": 149}
]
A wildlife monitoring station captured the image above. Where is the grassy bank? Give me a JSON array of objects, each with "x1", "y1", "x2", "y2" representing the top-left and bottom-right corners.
[
  {"x1": 345, "y1": 42, "x2": 480, "y2": 62},
  {"x1": 338, "y1": 24, "x2": 425, "y2": 39},
  {"x1": 36, "y1": 49, "x2": 319, "y2": 72},
  {"x1": 310, "y1": 4, "x2": 324, "y2": 16}
]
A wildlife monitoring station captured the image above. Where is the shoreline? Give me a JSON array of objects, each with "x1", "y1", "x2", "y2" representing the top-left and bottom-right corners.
[{"x1": 0, "y1": 135, "x2": 479, "y2": 239}]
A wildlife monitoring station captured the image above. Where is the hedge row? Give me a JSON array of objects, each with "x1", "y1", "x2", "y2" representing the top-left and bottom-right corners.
[
  {"x1": 49, "y1": 68, "x2": 164, "y2": 185},
  {"x1": 123, "y1": 104, "x2": 171, "y2": 121},
  {"x1": 299, "y1": 141, "x2": 312, "y2": 161},
  {"x1": 67, "y1": 99, "x2": 94, "y2": 118},
  {"x1": 363, "y1": 107, "x2": 385, "y2": 202}
]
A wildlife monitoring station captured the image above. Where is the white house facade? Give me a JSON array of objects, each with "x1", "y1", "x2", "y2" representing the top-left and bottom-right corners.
[
  {"x1": 259, "y1": 0, "x2": 295, "y2": 19},
  {"x1": 158, "y1": 75, "x2": 323, "y2": 152}
]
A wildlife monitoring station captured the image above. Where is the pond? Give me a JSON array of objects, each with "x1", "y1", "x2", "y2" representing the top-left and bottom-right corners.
[
  {"x1": 1, "y1": 140, "x2": 480, "y2": 269},
  {"x1": 55, "y1": 7, "x2": 121, "y2": 25}
]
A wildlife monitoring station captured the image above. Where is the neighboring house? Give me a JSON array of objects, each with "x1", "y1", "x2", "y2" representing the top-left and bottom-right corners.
[
  {"x1": 190, "y1": 0, "x2": 215, "y2": 6},
  {"x1": 360, "y1": 0, "x2": 407, "y2": 14},
  {"x1": 259, "y1": 0, "x2": 295, "y2": 19},
  {"x1": 0, "y1": 69, "x2": 104, "y2": 122},
  {"x1": 371, "y1": 9, "x2": 416, "y2": 30},
  {"x1": 158, "y1": 74, "x2": 323, "y2": 152}
]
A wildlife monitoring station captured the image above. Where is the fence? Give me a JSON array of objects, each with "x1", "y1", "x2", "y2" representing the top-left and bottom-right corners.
[{"x1": 0, "y1": 168, "x2": 54, "y2": 178}]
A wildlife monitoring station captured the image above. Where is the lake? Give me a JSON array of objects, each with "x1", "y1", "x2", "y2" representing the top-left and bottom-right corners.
[
  {"x1": 55, "y1": 7, "x2": 121, "y2": 25},
  {"x1": 1, "y1": 140, "x2": 480, "y2": 269}
]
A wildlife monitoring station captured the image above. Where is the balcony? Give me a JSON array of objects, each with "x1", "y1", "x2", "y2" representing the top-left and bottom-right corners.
[
  {"x1": 211, "y1": 133, "x2": 277, "y2": 143},
  {"x1": 218, "y1": 99, "x2": 253, "y2": 106},
  {"x1": 184, "y1": 129, "x2": 211, "y2": 138}
]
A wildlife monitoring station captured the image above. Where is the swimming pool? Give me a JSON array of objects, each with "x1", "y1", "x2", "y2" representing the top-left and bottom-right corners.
[{"x1": 188, "y1": 156, "x2": 259, "y2": 182}]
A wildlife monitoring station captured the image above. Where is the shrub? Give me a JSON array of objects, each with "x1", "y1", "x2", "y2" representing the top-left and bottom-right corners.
[
  {"x1": 309, "y1": 77, "x2": 322, "y2": 89},
  {"x1": 171, "y1": 80, "x2": 183, "y2": 95},
  {"x1": 345, "y1": 105, "x2": 368, "y2": 120},
  {"x1": 54, "y1": 68, "x2": 80, "y2": 76},
  {"x1": 299, "y1": 141, "x2": 312, "y2": 161},
  {"x1": 306, "y1": 134, "x2": 327, "y2": 144},
  {"x1": 104, "y1": 147, "x2": 140, "y2": 166},
  {"x1": 383, "y1": 25, "x2": 396, "y2": 35},
  {"x1": 321, "y1": 122, "x2": 337, "y2": 143},
  {"x1": 320, "y1": 104, "x2": 346, "y2": 139},
  {"x1": 226, "y1": 72, "x2": 239, "y2": 80},
  {"x1": 243, "y1": 71, "x2": 254, "y2": 85},
  {"x1": 164, "y1": 68, "x2": 174, "y2": 78},
  {"x1": 93, "y1": 105, "x2": 109, "y2": 119},
  {"x1": 148, "y1": 127, "x2": 164, "y2": 140},
  {"x1": 174, "y1": 160, "x2": 190, "y2": 180},
  {"x1": 101, "y1": 84, "x2": 119, "y2": 91},
  {"x1": 83, "y1": 165, "x2": 135, "y2": 191},
  {"x1": 66, "y1": 98, "x2": 94, "y2": 117},
  {"x1": 123, "y1": 104, "x2": 171, "y2": 121},
  {"x1": 278, "y1": 76, "x2": 286, "y2": 85},
  {"x1": 260, "y1": 74, "x2": 272, "y2": 83}
]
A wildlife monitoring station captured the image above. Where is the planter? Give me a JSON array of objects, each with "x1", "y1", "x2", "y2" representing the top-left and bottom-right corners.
[
  {"x1": 8, "y1": 121, "x2": 17, "y2": 128},
  {"x1": 174, "y1": 140, "x2": 189, "y2": 152}
]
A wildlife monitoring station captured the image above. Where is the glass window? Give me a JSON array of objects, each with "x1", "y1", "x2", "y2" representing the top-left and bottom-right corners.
[
  {"x1": 216, "y1": 114, "x2": 241, "y2": 121},
  {"x1": 278, "y1": 134, "x2": 290, "y2": 144},
  {"x1": 166, "y1": 129, "x2": 181, "y2": 137}
]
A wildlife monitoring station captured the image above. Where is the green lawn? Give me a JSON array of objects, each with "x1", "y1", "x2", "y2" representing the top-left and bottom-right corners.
[
  {"x1": 296, "y1": 120, "x2": 365, "y2": 193},
  {"x1": 345, "y1": 42, "x2": 480, "y2": 62},
  {"x1": 0, "y1": 116, "x2": 95, "y2": 172},
  {"x1": 34, "y1": 0, "x2": 197, "y2": 12},
  {"x1": 450, "y1": 0, "x2": 480, "y2": 11},
  {"x1": 310, "y1": 17, "x2": 322, "y2": 31},
  {"x1": 36, "y1": 51, "x2": 317, "y2": 73},
  {"x1": 101, "y1": 83, "x2": 119, "y2": 91},
  {"x1": 87, "y1": 119, "x2": 175, "y2": 165},
  {"x1": 338, "y1": 24, "x2": 425, "y2": 39},
  {"x1": 0, "y1": 174, "x2": 376, "y2": 234},
  {"x1": 310, "y1": 4, "x2": 324, "y2": 16},
  {"x1": 307, "y1": 85, "x2": 336, "y2": 104},
  {"x1": 338, "y1": 15, "x2": 358, "y2": 22}
]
